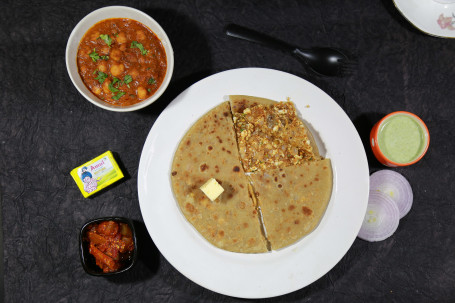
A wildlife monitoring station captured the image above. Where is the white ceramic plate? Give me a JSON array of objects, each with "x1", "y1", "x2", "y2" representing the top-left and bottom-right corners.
[
  {"x1": 394, "y1": 0, "x2": 455, "y2": 38},
  {"x1": 138, "y1": 68, "x2": 369, "y2": 299}
]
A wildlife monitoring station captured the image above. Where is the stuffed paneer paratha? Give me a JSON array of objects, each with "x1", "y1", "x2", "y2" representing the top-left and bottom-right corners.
[
  {"x1": 250, "y1": 159, "x2": 333, "y2": 250},
  {"x1": 171, "y1": 102, "x2": 268, "y2": 253}
]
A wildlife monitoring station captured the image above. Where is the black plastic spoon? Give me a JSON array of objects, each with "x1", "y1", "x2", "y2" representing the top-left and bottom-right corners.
[{"x1": 225, "y1": 24, "x2": 354, "y2": 76}]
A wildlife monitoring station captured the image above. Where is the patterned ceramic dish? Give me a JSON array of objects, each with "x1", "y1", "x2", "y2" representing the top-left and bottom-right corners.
[
  {"x1": 66, "y1": 6, "x2": 174, "y2": 112},
  {"x1": 394, "y1": 0, "x2": 455, "y2": 38}
]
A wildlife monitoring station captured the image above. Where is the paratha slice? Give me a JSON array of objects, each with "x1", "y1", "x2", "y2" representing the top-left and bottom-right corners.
[
  {"x1": 171, "y1": 102, "x2": 268, "y2": 253},
  {"x1": 229, "y1": 95, "x2": 277, "y2": 114},
  {"x1": 228, "y1": 95, "x2": 319, "y2": 172},
  {"x1": 249, "y1": 159, "x2": 333, "y2": 250}
]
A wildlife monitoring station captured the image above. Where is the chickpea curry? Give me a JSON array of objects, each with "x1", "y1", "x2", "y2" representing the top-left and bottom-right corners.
[
  {"x1": 77, "y1": 18, "x2": 167, "y2": 106},
  {"x1": 84, "y1": 220, "x2": 135, "y2": 273}
]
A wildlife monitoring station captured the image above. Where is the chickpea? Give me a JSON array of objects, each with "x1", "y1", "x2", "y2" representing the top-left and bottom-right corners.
[
  {"x1": 116, "y1": 32, "x2": 127, "y2": 44},
  {"x1": 82, "y1": 47, "x2": 91, "y2": 56},
  {"x1": 124, "y1": 53, "x2": 137, "y2": 63},
  {"x1": 110, "y1": 64, "x2": 125, "y2": 77},
  {"x1": 97, "y1": 61, "x2": 108, "y2": 73},
  {"x1": 137, "y1": 86, "x2": 147, "y2": 99},
  {"x1": 136, "y1": 30, "x2": 146, "y2": 41},
  {"x1": 129, "y1": 68, "x2": 139, "y2": 79},
  {"x1": 110, "y1": 48, "x2": 122, "y2": 61},
  {"x1": 90, "y1": 31, "x2": 100, "y2": 41},
  {"x1": 92, "y1": 86, "x2": 102, "y2": 95},
  {"x1": 79, "y1": 65, "x2": 88, "y2": 73},
  {"x1": 99, "y1": 46, "x2": 110, "y2": 55},
  {"x1": 102, "y1": 79, "x2": 111, "y2": 94}
]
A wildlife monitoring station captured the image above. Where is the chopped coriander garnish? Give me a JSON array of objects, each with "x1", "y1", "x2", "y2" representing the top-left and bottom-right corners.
[
  {"x1": 112, "y1": 91, "x2": 126, "y2": 100},
  {"x1": 108, "y1": 82, "x2": 119, "y2": 93},
  {"x1": 123, "y1": 75, "x2": 132, "y2": 88},
  {"x1": 131, "y1": 41, "x2": 148, "y2": 55},
  {"x1": 148, "y1": 77, "x2": 156, "y2": 85},
  {"x1": 129, "y1": 94, "x2": 136, "y2": 98},
  {"x1": 89, "y1": 49, "x2": 108, "y2": 62},
  {"x1": 112, "y1": 77, "x2": 120, "y2": 87},
  {"x1": 94, "y1": 71, "x2": 108, "y2": 84},
  {"x1": 147, "y1": 88, "x2": 151, "y2": 93},
  {"x1": 99, "y1": 34, "x2": 112, "y2": 46},
  {"x1": 89, "y1": 49, "x2": 100, "y2": 62}
]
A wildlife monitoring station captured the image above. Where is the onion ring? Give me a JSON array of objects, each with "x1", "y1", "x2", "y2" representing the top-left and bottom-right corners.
[
  {"x1": 370, "y1": 170, "x2": 413, "y2": 218},
  {"x1": 357, "y1": 190, "x2": 400, "y2": 242}
]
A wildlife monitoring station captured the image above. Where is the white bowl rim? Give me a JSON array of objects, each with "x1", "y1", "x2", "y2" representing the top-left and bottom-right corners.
[{"x1": 65, "y1": 5, "x2": 174, "y2": 112}]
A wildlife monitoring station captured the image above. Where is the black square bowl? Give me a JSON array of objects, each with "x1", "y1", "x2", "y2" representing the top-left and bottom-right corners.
[{"x1": 79, "y1": 217, "x2": 138, "y2": 276}]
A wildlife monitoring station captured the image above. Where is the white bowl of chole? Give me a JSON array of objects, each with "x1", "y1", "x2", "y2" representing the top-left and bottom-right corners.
[{"x1": 66, "y1": 6, "x2": 174, "y2": 112}]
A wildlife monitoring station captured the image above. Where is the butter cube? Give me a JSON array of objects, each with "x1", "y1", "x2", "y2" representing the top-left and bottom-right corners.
[{"x1": 200, "y1": 178, "x2": 224, "y2": 201}]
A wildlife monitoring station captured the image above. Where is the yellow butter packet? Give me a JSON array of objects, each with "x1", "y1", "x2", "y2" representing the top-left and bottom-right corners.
[{"x1": 70, "y1": 151, "x2": 124, "y2": 198}]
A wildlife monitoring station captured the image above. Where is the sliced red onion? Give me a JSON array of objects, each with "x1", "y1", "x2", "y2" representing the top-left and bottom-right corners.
[
  {"x1": 370, "y1": 170, "x2": 413, "y2": 219},
  {"x1": 357, "y1": 191, "x2": 400, "y2": 242}
]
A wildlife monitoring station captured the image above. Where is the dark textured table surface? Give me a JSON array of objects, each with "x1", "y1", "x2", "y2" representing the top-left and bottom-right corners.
[{"x1": 1, "y1": 0, "x2": 454, "y2": 302}]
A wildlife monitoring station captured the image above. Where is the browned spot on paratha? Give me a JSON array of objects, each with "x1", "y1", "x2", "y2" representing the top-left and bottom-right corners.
[
  {"x1": 186, "y1": 203, "x2": 195, "y2": 213},
  {"x1": 302, "y1": 206, "x2": 313, "y2": 216}
]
